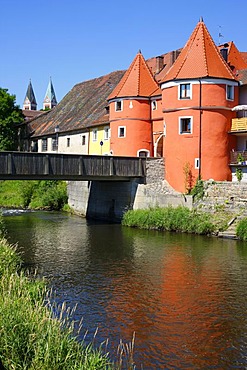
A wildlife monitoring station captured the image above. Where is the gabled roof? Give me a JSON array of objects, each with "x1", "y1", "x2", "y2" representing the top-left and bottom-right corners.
[
  {"x1": 108, "y1": 51, "x2": 161, "y2": 100},
  {"x1": 29, "y1": 70, "x2": 125, "y2": 137},
  {"x1": 161, "y1": 20, "x2": 236, "y2": 83},
  {"x1": 217, "y1": 42, "x2": 247, "y2": 74},
  {"x1": 44, "y1": 77, "x2": 57, "y2": 104},
  {"x1": 24, "y1": 80, "x2": 37, "y2": 104}
]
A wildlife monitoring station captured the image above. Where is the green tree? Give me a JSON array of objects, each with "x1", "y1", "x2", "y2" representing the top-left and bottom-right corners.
[{"x1": 0, "y1": 88, "x2": 24, "y2": 151}]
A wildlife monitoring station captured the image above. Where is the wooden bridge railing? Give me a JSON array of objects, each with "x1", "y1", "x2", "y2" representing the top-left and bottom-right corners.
[{"x1": 0, "y1": 152, "x2": 146, "y2": 181}]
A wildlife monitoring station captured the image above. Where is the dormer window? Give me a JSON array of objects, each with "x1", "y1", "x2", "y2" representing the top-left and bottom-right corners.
[
  {"x1": 179, "y1": 83, "x2": 191, "y2": 99},
  {"x1": 226, "y1": 85, "x2": 234, "y2": 101},
  {"x1": 115, "y1": 100, "x2": 123, "y2": 112},
  {"x1": 152, "y1": 100, "x2": 157, "y2": 110}
]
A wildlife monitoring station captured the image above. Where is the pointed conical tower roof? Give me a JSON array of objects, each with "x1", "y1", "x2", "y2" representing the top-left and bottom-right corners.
[
  {"x1": 43, "y1": 78, "x2": 57, "y2": 109},
  {"x1": 161, "y1": 19, "x2": 236, "y2": 83},
  {"x1": 23, "y1": 80, "x2": 37, "y2": 110},
  {"x1": 108, "y1": 51, "x2": 161, "y2": 100}
]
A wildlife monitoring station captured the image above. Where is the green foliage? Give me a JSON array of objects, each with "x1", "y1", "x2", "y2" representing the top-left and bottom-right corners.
[
  {"x1": 122, "y1": 206, "x2": 216, "y2": 235},
  {"x1": 0, "y1": 180, "x2": 68, "y2": 210},
  {"x1": 191, "y1": 178, "x2": 205, "y2": 201},
  {"x1": 236, "y1": 218, "x2": 247, "y2": 241},
  {"x1": 183, "y1": 162, "x2": 194, "y2": 194},
  {"x1": 236, "y1": 168, "x2": 243, "y2": 182},
  {"x1": 237, "y1": 153, "x2": 244, "y2": 163},
  {"x1": 0, "y1": 238, "x2": 113, "y2": 369},
  {"x1": 0, "y1": 88, "x2": 24, "y2": 151}
]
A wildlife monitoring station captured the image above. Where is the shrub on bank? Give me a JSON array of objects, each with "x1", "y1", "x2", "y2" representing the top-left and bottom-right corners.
[
  {"x1": 122, "y1": 206, "x2": 216, "y2": 235},
  {"x1": 0, "y1": 238, "x2": 112, "y2": 369},
  {"x1": 0, "y1": 180, "x2": 68, "y2": 210},
  {"x1": 236, "y1": 218, "x2": 247, "y2": 241}
]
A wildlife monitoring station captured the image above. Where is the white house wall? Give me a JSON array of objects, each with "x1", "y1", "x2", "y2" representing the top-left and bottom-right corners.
[{"x1": 38, "y1": 132, "x2": 89, "y2": 154}]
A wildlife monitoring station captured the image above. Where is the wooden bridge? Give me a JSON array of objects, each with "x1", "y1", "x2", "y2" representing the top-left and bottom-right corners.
[{"x1": 0, "y1": 152, "x2": 146, "y2": 181}]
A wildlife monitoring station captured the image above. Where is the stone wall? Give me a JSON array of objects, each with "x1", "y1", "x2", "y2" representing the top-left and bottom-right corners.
[
  {"x1": 145, "y1": 157, "x2": 165, "y2": 184},
  {"x1": 195, "y1": 181, "x2": 247, "y2": 213}
]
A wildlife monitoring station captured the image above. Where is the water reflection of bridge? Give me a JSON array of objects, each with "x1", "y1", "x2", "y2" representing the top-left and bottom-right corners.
[{"x1": 0, "y1": 152, "x2": 146, "y2": 181}]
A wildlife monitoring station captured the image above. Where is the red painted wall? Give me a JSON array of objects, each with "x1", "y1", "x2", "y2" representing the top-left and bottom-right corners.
[
  {"x1": 110, "y1": 99, "x2": 152, "y2": 156},
  {"x1": 163, "y1": 82, "x2": 238, "y2": 192}
]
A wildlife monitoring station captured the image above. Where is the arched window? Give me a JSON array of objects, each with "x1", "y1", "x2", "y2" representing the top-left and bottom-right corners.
[{"x1": 137, "y1": 149, "x2": 150, "y2": 157}]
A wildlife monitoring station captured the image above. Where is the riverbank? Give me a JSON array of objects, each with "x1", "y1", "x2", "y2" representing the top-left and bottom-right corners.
[
  {"x1": 0, "y1": 180, "x2": 68, "y2": 210},
  {"x1": 0, "y1": 236, "x2": 113, "y2": 369},
  {"x1": 122, "y1": 206, "x2": 242, "y2": 237}
]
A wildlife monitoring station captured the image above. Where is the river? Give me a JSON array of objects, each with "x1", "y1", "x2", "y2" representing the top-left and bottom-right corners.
[{"x1": 2, "y1": 210, "x2": 247, "y2": 369}]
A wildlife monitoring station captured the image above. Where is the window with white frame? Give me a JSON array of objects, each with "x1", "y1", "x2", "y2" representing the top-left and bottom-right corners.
[
  {"x1": 42, "y1": 138, "x2": 48, "y2": 151},
  {"x1": 115, "y1": 100, "x2": 123, "y2": 111},
  {"x1": 195, "y1": 158, "x2": 200, "y2": 169},
  {"x1": 92, "y1": 129, "x2": 97, "y2": 141},
  {"x1": 179, "y1": 83, "x2": 191, "y2": 99},
  {"x1": 104, "y1": 126, "x2": 110, "y2": 140},
  {"x1": 152, "y1": 100, "x2": 157, "y2": 110},
  {"x1": 118, "y1": 126, "x2": 126, "y2": 138},
  {"x1": 179, "y1": 117, "x2": 192, "y2": 134},
  {"x1": 137, "y1": 149, "x2": 150, "y2": 157},
  {"x1": 52, "y1": 138, "x2": 57, "y2": 151},
  {"x1": 226, "y1": 85, "x2": 234, "y2": 100}
]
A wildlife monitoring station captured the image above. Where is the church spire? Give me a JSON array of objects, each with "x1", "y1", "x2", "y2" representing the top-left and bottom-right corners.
[
  {"x1": 43, "y1": 77, "x2": 57, "y2": 110},
  {"x1": 23, "y1": 79, "x2": 37, "y2": 110}
]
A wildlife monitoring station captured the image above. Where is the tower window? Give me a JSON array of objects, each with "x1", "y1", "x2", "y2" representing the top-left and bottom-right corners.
[
  {"x1": 115, "y1": 100, "x2": 123, "y2": 112},
  {"x1": 152, "y1": 100, "x2": 157, "y2": 110},
  {"x1": 67, "y1": 138, "x2": 70, "y2": 147},
  {"x1": 118, "y1": 126, "x2": 126, "y2": 138},
  {"x1": 179, "y1": 117, "x2": 192, "y2": 134},
  {"x1": 226, "y1": 85, "x2": 234, "y2": 100},
  {"x1": 179, "y1": 83, "x2": 191, "y2": 99},
  {"x1": 82, "y1": 135, "x2": 86, "y2": 145}
]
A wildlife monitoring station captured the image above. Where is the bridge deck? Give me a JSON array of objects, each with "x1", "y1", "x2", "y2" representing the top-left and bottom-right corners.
[{"x1": 0, "y1": 152, "x2": 146, "y2": 181}]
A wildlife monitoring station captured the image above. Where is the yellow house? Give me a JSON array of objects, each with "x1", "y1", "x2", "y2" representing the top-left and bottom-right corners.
[{"x1": 89, "y1": 124, "x2": 111, "y2": 155}]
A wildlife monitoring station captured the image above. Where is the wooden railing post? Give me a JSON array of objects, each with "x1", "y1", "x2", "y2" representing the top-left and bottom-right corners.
[
  {"x1": 79, "y1": 156, "x2": 83, "y2": 175},
  {"x1": 138, "y1": 158, "x2": 143, "y2": 176},
  {"x1": 44, "y1": 155, "x2": 49, "y2": 175},
  {"x1": 7, "y1": 153, "x2": 12, "y2": 175},
  {"x1": 110, "y1": 157, "x2": 114, "y2": 176}
]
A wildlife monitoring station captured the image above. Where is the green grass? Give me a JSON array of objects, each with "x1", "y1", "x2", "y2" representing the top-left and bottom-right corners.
[
  {"x1": 0, "y1": 180, "x2": 68, "y2": 210},
  {"x1": 0, "y1": 238, "x2": 112, "y2": 369},
  {"x1": 122, "y1": 206, "x2": 231, "y2": 235},
  {"x1": 236, "y1": 218, "x2": 247, "y2": 241},
  {"x1": 0, "y1": 236, "x2": 136, "y2": 369}
]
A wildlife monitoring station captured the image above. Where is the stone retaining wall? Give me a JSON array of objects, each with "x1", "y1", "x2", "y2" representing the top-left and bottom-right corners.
[{"x1": 195, "y1": 181, "x2": 247, "y2": 213}]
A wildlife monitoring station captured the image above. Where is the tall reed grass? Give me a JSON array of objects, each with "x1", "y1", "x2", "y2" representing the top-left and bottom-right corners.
[
  {"x1": 0, "y1": 238, "x2": 136, "y2": 369},
  {"x1": 236, "y1": 217, "x2": 247, "y2": 241},
  {"x1": 122, "y1": 206, "x2": 217, "y2": 235}
]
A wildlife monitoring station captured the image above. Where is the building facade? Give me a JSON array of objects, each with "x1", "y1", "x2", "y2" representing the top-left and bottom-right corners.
[{"x1": 27, "y1": 19, "x2": 247, "y2": 192}]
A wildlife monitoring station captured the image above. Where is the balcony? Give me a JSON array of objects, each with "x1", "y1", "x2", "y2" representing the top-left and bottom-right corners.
[
  {"x1": 230, "y1": 151, "x2": 247, "y2": 165},
  {"x1": 231, "y1": 118, "x2": 247, "y2": 132}
]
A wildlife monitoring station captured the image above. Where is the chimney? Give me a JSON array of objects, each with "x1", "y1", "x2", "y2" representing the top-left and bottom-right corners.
[
  {"x1": 156, "y1": 55, "x2": 164, "y2": 74},
  {"x1": 220, "y1": 43, "x2": 229, "y2": 62}
]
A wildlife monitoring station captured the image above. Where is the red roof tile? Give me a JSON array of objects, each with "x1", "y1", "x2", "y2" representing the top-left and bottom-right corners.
[
  {"x1": 108, "y1": 51, "x2": 161, "y2": 100},
  {"x1": 161, "y1": 20, "x2": 236, "y2": 83}
]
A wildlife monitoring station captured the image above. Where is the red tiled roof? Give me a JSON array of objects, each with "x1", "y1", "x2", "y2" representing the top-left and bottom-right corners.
[
  {"x1": 161, "y1": 20, "x2": 236, "y2": 83},
  {"x1": 218, "y1": 42, "x2": 247, "y2": 72},
  {"x1": 29, "y1": 70, "x2": 125, "y2": 138},
  {"x1": 108, "y1": 51, "x2": 161, "y2": 100}
]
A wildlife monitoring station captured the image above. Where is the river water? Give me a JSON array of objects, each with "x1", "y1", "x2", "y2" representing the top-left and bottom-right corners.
[{"x1": 3, "y1": 210, "x2": 247, "y2": 369}]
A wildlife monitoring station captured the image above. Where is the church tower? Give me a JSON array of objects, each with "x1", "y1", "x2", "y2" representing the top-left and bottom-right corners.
[
  {"x1": 23, "y1": 80, "x2": 37, "y2": 110},
  {"x1": 43, "y1": 78, "x2": 57, "y2": 110}
]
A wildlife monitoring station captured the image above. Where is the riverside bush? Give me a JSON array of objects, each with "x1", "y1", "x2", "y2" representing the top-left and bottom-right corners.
[
  {"x1": 0, "y1": 180, "x2": 68, "y2": 210},
  {"x1": 236, "y1": 218, "x2": 247, "y2": 241},
  {"x1": 122, "y1": 206, "x2": 216, "y2": 235}
]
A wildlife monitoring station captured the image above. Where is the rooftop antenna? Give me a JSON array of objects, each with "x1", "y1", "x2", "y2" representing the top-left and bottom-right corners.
[{"x1": 218, "y1": 25, "x2": 224, "y2": 45}]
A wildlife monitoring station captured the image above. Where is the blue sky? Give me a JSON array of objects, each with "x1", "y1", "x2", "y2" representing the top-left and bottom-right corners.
[{"x1": 1, "y1": 0, "x2": 246, "y2": 109}]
